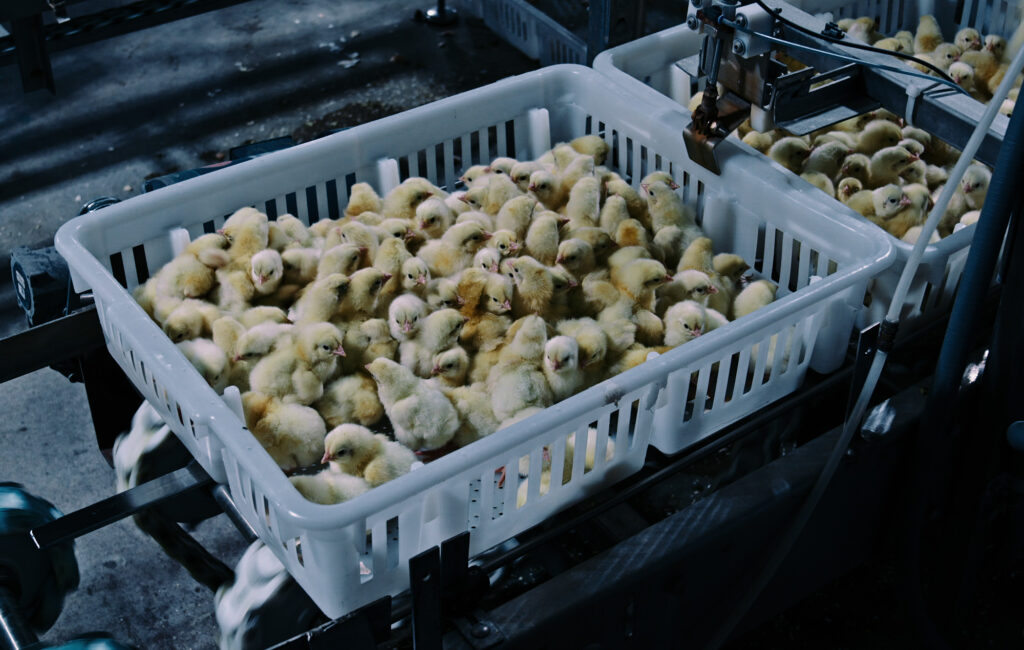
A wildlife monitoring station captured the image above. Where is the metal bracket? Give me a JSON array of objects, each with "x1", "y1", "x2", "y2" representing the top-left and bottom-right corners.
[
  {"x1": 846, "y1": 322, "x2": 879, "y2": 423},
  {"x1": 29, "y1": 462, "x2": 213, "y2": 550},
  {"x1": 768, "y1": 63, "x2": 879, "y2": 134}
]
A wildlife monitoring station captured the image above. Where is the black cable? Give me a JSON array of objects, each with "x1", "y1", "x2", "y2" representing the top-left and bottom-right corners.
[{"x1": 752, "y1": 0, "x2": 959, "y2": 85}]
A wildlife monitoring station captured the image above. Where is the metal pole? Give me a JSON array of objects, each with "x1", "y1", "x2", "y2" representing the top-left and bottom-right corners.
[{"x1": 0, "y1": 585, "x2": 38, "y2": 650}]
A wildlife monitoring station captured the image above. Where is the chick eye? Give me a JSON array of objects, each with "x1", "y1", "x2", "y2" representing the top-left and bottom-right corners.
[
  {"x1": 321, "y1": 344, "x2": 330, "y2": 350},
  {"x1": 683, "y1": 323, "x2": 691, "y2": 330},
  {"x1": 491, "y1": 296, "x2": 498, "y2": 301},
  {"x1": 407, "y1": 274, "x2": 413, "y2": 279}
]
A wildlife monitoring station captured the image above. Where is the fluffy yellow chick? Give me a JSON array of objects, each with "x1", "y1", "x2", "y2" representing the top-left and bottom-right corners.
[
  {"x1": 400, "y1": 257, "x2": 430, "y2": 298},
  {"x1": 556, "y1": 238, "x2": 596, "y2": 276},
  {"x1": 509, "y1": 161, "x2": 547, "y2": 192},
  {"x1": 839, "y1": 153, "x2": 871, "y2": 186},
  {"x1": 597, "y1": 193, "x2": 630, "y2": 236},
  {"x1": 801, "y1": 172, "x2": 835, "y2": 198},
  {"x1": 328, "y1": 221, "x2": 378, "y2": 265},
  {"x1": 571, "y1": 226, "x2": 617, "y2": 266},
  {"x1": 315, "y1": 372, "x2": 385, "y2": 427},
  {"x1": 677, "y1": 236, "x2": 713, "y2": 273},
  {"x1": 249, "y1": 249, "x2": 284, "y2": 297},
  {"x1": 915, "y1": 15, "x2": 944, "y2": 53},
  {"x1": 813, "y1": 131, "x2": 857, "y2": 149},
  {"x1": 321, "y1": 424, "x2": 416, "y2": 488},
  {"x1": 290, "y1": 273, "x2": 349, "y2": 324},
  {"x1": 555, "y1": 317, "x2": 608, "y2": 383},
  {"x1": 873, "y1": 37, "x2": 905, "y2": 52},
  {"x1": 345, "y1": 182, "x2": 383, "y2": 218},
  {"x1": 241, "y1": 391, "x2": 327, "y2": 469},
  {"x1": 486, "y1": 315, "x2": 553, "y2": 421},
  {"x1": 508, "y1": 256, "x2": 561, "y2": 317},
  {"x1": 461, "y1": 274, "x2": 513, "y2": 352},
  {"x1": 342, "y1": 318, "x2": 398, "y2": 374},
  {"x1": 804, "y1": 140, "x2": 850, "y2": 178},
  {"x1": 916, "y1": 43, "x2": 962, "y2": 73},
  {"x1": 430, "y1": 346, "x2": 470, "y2": 387},
  {"x1": 847, "y1": 17, "x2": 880, "y2": 44},
  {"x1": 177, "y1": 338, "x2": 229, "y2": 392},
  {"x1": 289, "y1": 468, "x2": 370, "y2": 505},
  {"x1": 382, "y1": 177, "x2": 444, "y2": 221},
  {"x1": 162, "y1": 299, "x2": 222, "y2": 343},
  {"x1": 613, "y1": 218, "x2": 651, "y2": 250},
  {"x1": 212, "y1": 268, "x2": 256, "y2": 312},
  {"x1": 955, "y1": 27, "x2": 982, "y2": 52},
  {"x1": 460, "y1": 164, "x2": 491, "y2": 187},
  {"x1": 426, "y1": 276, "x2": 464, "y2": 311},
  {"x1": 949, "y1": 61, "x2": 984, "y2": 98},
  {"x1": 605, "y1": 178, "x2": 648, "y2": 226},
  {"x1": 473, "y1": 248, "x2": 502, "y2": 274},
  {"x1": 528, "y1": 169, "x2": 568, "y2": 211},
  {"x1": 733, "y1": 279, "x2": 777, "y2": 319},
  {"x1": 543, "y1": 335, "x2": 584, "y2": 402},
  {"x1": 419, "y1": 221, "x2": 492, "y2": 277},
  {"x1": 960, "y1": 164, "x2": 991, "y2": 209},
  {"x1": 399, "y1": 308, "x2": 466, "y2": 378},
  {"x1": 282, "y1": 247, "x2": 321, "y2": 286},
  {"x1": 901, "y1": 225, "x2": 941, "y2": 244},
  {"x1": 960, "y1": 49, "x2": 999, "y2": 85},
  {"x1": 267, "y1": 214, "x2": 312, "y2": 251},
  {"x1": 568, "y1": 135, "x2": 610, "y2": 164},
  {"x1": 663, "y1": 300, "x2": 708, "y2": 346},
  {"x1": 657, "y1": 269, "x2": 719, "y2": 315},
  {"x1": 742, "y1": 130, "x2": 774, "y2": 154},
  {"x1": 442, "y1": 382, "x2": 501, "y2": 448},
  {"x1": 414, "y1": 197, "x2": 454, "y2": 241},
  {"x1": 387, "y1": 294, "x2": 428, "y2": 343},
  {"x1": 495, "y1": 195, "x2": 538, "y2": 239},
  {"x1": 870, "y1": 184, "x2": 912, "y2": 221},
  {"x1": 153, "y1": 233, "x2": 230, "y2": 300},
  {"x1": 893, "y1": 30, "x2": 915, "y2": 53},
  {"x1": 366, "y1": 358, "x2": 460, "y2": 451},
  {"x1": 846, "y1": 189, "x2": 877, "y2": 216},
  {"x1": 249, "y1": 322, "x2": 344, "y2": 404},
  {"x1": 463, "y1": 173, "x2": 523, "y2": 215},
  {"x1": 456, "y1": 209, "x2": 496, "y2": 232},
  {"x1": 490, "y1": 229, "x2": 521, "y2": 258},
  {"x1": 564, "y1": 176, "x2": 601, "y2": 228},
  {"x1": 613, "y1": 258, "x2": 672, "y2": 312},
  {"x1": 768, "y1": 136, "x2": 811, "y2": 173},
  {"x1": 856, "y1": 119, "x2": 904, "y2": 155},
  {"x1": 644, "y1": 180, "x2": 702, "y2": 238},
  {"x1": 487, "y1": 156, "x2": 518, "y2": 176},
  {"x1": 221, "y1": 208, "x2": 270, "y2": 271},
  {"x1": 869, "y1": 146, "x2": 919, "y2": 187},
  {"x1": 837, "y1": 177, "x2": 864, "y2": 203}
]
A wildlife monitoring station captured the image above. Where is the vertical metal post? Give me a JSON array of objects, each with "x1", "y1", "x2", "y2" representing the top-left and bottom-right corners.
[
  {"x1": 587, "y1": 0, "x2": 645, "y2": 64},
  {"x1": 0, "y1": 584, "x2": 38, "y2": 650},
  {"x1": 10, "y1": 13, "x2": 55, "y2": 94},
  {"x1": 409, "y1": 548, "x2": 442, "y2": 650}
]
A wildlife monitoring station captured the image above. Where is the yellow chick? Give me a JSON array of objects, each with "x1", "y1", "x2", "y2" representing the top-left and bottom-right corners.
[
  {"x1": 856, "y1": 120, "x2": 904, "y2": 155},
  {"x1": 528, "y1": 169, "x2": 568, "y2": 211},
  {"x1": 495, "y1": 195, "x2": 538, "y2": 239},
  {"x1": 804, "y1": 141, "x2": 851, "y2": 178},
  {"x1": 419, "y1": 221, "x2": 492, "y2": 277},
  {"x1": 915, "y1": 43, "x2": 962, "y2": 74},
  {"x1": 366, "y1": 357, "x2": 460, "y2": 451},
  {"x1": 161, "y1": 298, "x2": 222, "y2": 343},
  {"x1": 651, "y1": 225, "x2": 687, "y2": 271},
  {"x1": 598, "y1": 194, "x2": 631, "y2": 236},
  {"x1": 870, "y1": 184, "x2": 911, "y2": 221},
  {"x1": 221, "y1": 208, "x2": 270, "y2": 271},
  {"x1": 399, "y1": 308, "x2": 466, "y2": 378},
  {"x1": 442, "y1": 382, "x2": 501, "y2": 448},
  {"x1": 281, "y1": 247, "x2": 321, "y2": 286},
  {"x1": 241, "y1": 391, "x2": 327, "y2": 470},
  {"x1": 345, "y1": 182, "x2": 383, "y2": 218},
  {"x1": 914, "y1": 15, "x2": 944, "y2": 54},
  {"x1": 873, "y1": 37, "x2": 905, "y2": 52},
  {"x1": 382, "y1": 177, "x2": 444, "y2": 221},
  {"x1": 328, "y1": 221, "x2": 378, "y2": 265},
  {"x1": 570, "y1": 226, "x2": 617, "y2": 266},
  {"x1": 486, "y1": 315, "x2": 553, "y2": 421},
  {"x1": 869, "y1": 146, "x2": 919, "y2": 187},
  {"x1": 949, "y1": 61, "x2": 983, "y2": 99},
  {"x1": 613, "y1": 218, "x2": 651, "y2": 251},
  {"x1": 460, "y1": 164, "x2": 491, "y2": 187},
  {"x1": 508, "y1": 256, "x2": 560, "y2": 317},
  {"x1": 960, "y1": 49, "x2": 999, "y2": 86},
  {"x1": 290, "y1": 273, "x2": 349, "y2": 324},
  {"x1": 846, "y1": 189, "x2": 877, "y2": 216},
  {"x1": 415, "y1": 197, "x2": 455, "y2": 240},
  {"x1": 543, "y1": 335, "x2": 584, "y2": 402},
  {"x1": 960, "y1": 164, "x2": 991, "y2": 209},
  {"x1": 837, "y1": 177, "x2": 864, "y2": 204},
  {"x1": 568, "y1": 135, "x2": 610, "y2": 164},
  {"x1": 487, "y1": 156, "x2": 518, "y2": 176},
  {"x1": 430, "y1": 346, "x2": 470, "y2": 388},
  {"x1": 456, "y1": 209, "x2": 496, "y2": 232},
  {"x1": 742, "y1": 130, "x2": 774, "y2": 154},
  {"x1": 894, "y1": 30, "x2": 915, "y2": 53},
  {"x1": 267, "y1": 214, "x2": 312, "y2": 251},
  {"x1": 315, "y1": 373, "x2": 385, "y2": 428},
  {"x1": 555, "y1": 317, "x2": 608, "y2": 384},
  {"x1": 152, "y1": 233, "x2": 230, "y2": 300},
  {"x1": 847, "y1": 17, "x2": 880, "y2": 44},
  {"x1": 644, "y1": 180, "x2": 702, "y2": 238},
  {"x1": 426, "y1": 276, "x2": 464, "y2": 311},
  {"x1": 556, "y1": 238, "x2": 596, "y2": 276},
  {"x1": 400, "y1": 257, "x2": 431, "y2": 298},
  {"x1": 289, "y1": 468, "x2": 370, "y2": 505},
  {"x1": 955, "y1": 28, "x2": 982, "y2": 52},
  {"x1": 474, "y1": 248, "x2": 502, "y2": 274},
  {"x1": 249, "y1": 249, "x2": 284, "y2": 297},
  {"x1": 768, "y1": 136, "x2": 811, "y2": 173},
  {"x1": 564, "y1": 176, "x2": 601, "y2": 228},
  {"x1": 249, "y1": 322, "x2": 344, "y2": 404},
  {"x1": 662, "y1": 300, "x2": 709, "y2": 346},
  {"x1": 801, "y1": 172, "x2": 835, "y2": 198},
  {"x1": 677, "y1": 237, "x2": 713, "y2": 273},
  {"x1": 490, "y1": 230, "x2": 522, "y2": 258},
  {"x1": 509, "y1": 161, "x2": 547, "y2": 192},
  {"x1": 901, "y1": 225, "x2": 941, "y2": 244},
  {"x1": 463, "y1": 173, "x2": 523, "y2": 215},
  {"x1": 605, "y1": 178, "x2": 648, "y2": 225},
  {"x1": 657, "y1": 269, "x2": 718, "y2": 316},
  {"x1": 177, "y1": 338, "x2": 229, "y2": 392},
  {"x1": 839, "y1": 153, "x2": 871, "y2": 186},
  {"x1": 733, "y1": 279, "x2": 777, "y2": 319},
  {"x1": 388, "y1": 294, "x2": 428, "y2": 343},
  {"x1": 321, "y1": 424, "x2": 416, "y2": 488}
]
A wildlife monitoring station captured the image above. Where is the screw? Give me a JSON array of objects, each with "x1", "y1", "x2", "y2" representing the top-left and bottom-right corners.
[
  {"x1": 687, "y1": 15, "x2": 699, "y2": 30},
  {"x1": 734, "y1": 13, "x2": 747, "y2": 26},
  {"x1": 733, "y1": 40, "x2": 746, "y2": 54},
  {"x1": 471, "y1": 624, "x2": 491, "y2": 638}
]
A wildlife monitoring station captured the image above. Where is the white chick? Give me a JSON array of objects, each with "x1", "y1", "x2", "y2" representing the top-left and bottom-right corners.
[
  {"x1": 955, "y1": 27, "x2": 982, "y2": 52},
  {"x1": 960, "y1": 164, "x2": 990, "y2": 210},
  {"x1": 430, "y1": 346, "x2": 470, "y2": 388},
  {"x1": 290, "y1": 273, "x2": 349, "y2": 324},
  {"x1": 289, "y1": 469, "x2": 370, "y2": 505},
  {"x1": 416, "y1": 197, "x2": 455, "y2": 240},
  {"x1": 869, "y1": 146, "x2": 919, "y2": 187},
  {"x1": 663, "y1": 301, "x2": 707, "y2": 347},
  {"x1": 177, "y1": 338, "x2": 229, "y2": 392},
  {"x1": 441, "y1": 382, "x2": 501, "y2": 448},
  {"x1": 399, "y1": 308, "x2": 467, "y2": 378},
  {"x1": 418, "y1": 221, "x2": 492, "y2": 277},
  {"x1": 249, "y1": 249, "x2": 284, "y2": 296},
  {"x1": 400, "y1": 256, "x2": 431, "y2": 298},
  {"x1": 495, "y1": 195, "x2": 538, "y2": 238},
  {"x1": 345, "y1": 182, "x2": 383, "y2": 218},
  {"x1": 543, "y1": 336, "x2": 584, "y2": 402},
  {"x1": 768, "y1": 137, "x2": 811, "y2": 173},
  {"x1": 321, "y1": 424, "x2": 416, "y2": 488},
  {"x1": 388, "y1": 294, "x2": 429, "y2": 341},
  {"x1": 382, "y1": 177, "x2": 444, "y2": 221},
  {"x1": 366, "y1": 358, "x2": 460, "y2": 451},
  {"x1": 249, "y1": 322, "x2": 344, "y2": 404},
  {"x1": 524, "y1": 213, "x2": 562, "y2": 266},
  {"x1": 644, "y1": 180, "x2": 703, "y2": 244}
]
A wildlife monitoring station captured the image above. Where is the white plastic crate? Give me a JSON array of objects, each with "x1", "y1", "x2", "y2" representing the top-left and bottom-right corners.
[
  {"x1": 454, "y1": 0, "x2": 586, "y2": 64},
  {"x1": 55, "y1": 65, "x2": 892, "y2": 617},
  {"x1": 789, "y1": 0, "x2": 1022, "y2": 41},
  {"x1": 593, "y1": 21, "x2": 995, "y2": 328}
]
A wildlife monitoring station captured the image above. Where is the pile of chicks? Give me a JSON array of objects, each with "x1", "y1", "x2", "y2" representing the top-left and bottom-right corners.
[
  {"x1": 834, "y1": 14, "x2": 1021, "y2": 115},
  {"x1": 733, "y1": 107, "x2": 990, "y2": 244},
  {"x1": 133, "y1": 135, "x2": 779, "y2": 505}
]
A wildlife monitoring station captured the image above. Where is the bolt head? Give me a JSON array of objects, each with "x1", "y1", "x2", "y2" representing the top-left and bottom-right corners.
[
  {"x1": 687, "y1": 15, "x2": 700, "y2": 30},
  {"x1": 471, "y1": 624, "x2": 491, "y2": 638},
  {"x1": 733, "y1": 40, "x2": 745, "y2": 54}
]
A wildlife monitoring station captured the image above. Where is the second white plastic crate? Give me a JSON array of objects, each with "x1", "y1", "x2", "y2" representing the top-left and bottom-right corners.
[
  {"x1": 55, "y1": 65, "x2": 892, "y2": 617},
  {"x1": 593, "y1": 21, "x2": 991, "y2": 329},
  {"x1": 454, "y1": 0, "x2": 586, "y2": 64}
]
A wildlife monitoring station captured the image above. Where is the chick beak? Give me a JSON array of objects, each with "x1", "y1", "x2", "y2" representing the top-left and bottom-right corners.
[
  {"x1": 908, "y1": 153, "x2": 920, "y2": 162},
  {"x1": 899, "y1": 195, "x2": 913, "y2": 207},
  {"x1": 333, "y1": 345, "x2": 346, "y2": 357},
  {"x1": 556, "y1": 255, "x2": 565, "y2": 264},
  {"x1": 550, "y1": 359, "x2": 562, "y2": 371},
  {"x1": 707, "y1": 284, "x2": 719, "y2": 294},
  {"x1": 557, "y1": 216, "x2": 571, "y2": 226},
  {"x1": 431, "y1": 365, "x2": 441, "y2": 376},
  {"x1": 840, "y1": 165, "x2": 850, "y2": 175},
  {"x1": 481, "y1": 231, "x2": 492, "y2": 241},
  {"x1": 509, "y1": 242, "x2": 520, "y2": 252},
  {"x1": 528, "y1": 183, "x2": 538, "y2": 191},
  {"x1": 459, "y1": 195, "x2": 471, "y2": 204},
  {"x1": 640, "y1": 182, "x2": 650, "y2": 194},
  {"x1": 382, "y1": 273, "x2": 393, "y2": 281},
  {"x1": 986, "y1": 42, "x2": 994, "y2": 52},
  {"x1": 568, "y1": 278, "x2": 579, "y2": 288},
  {"x1": 402, "y1": 321, "x2": 413, "y2": 333},
  {"x1": 663, "y1": 274, "x2": 674, "y2": 283},
  {"x1": 217, "y1": 228, "x2": 226, "y2": 235},
  {"x1": 259, "y1": 274, "x2": 268, "y2": 284},
  {"x1": 416, "y1": 275, "x2": 427, "y2": 285},
  {"x1": 456, "y1": 295, "x2": 466, "y2": 305},
  {"x1": 404, "y1": 231, "x2": 417, "y2": 241},
  {"x1": 669, "y1": 180, "x2": 680, "y2": 190},
  {"x1": 489, "y1": 263, "x2": 499, "y2": 273},
  {"x1": 501, "y1": 299, "x2": 511, "y2": 311},
  {"x1": 692, "y1": 327, "x2": 703, "y2": 337},
  {"x1": 232, "y1": 354, "x2": 242, "y2": 362},
  {"x1": 320, "y1": 452, "x2": 332, "y2": 464}
]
